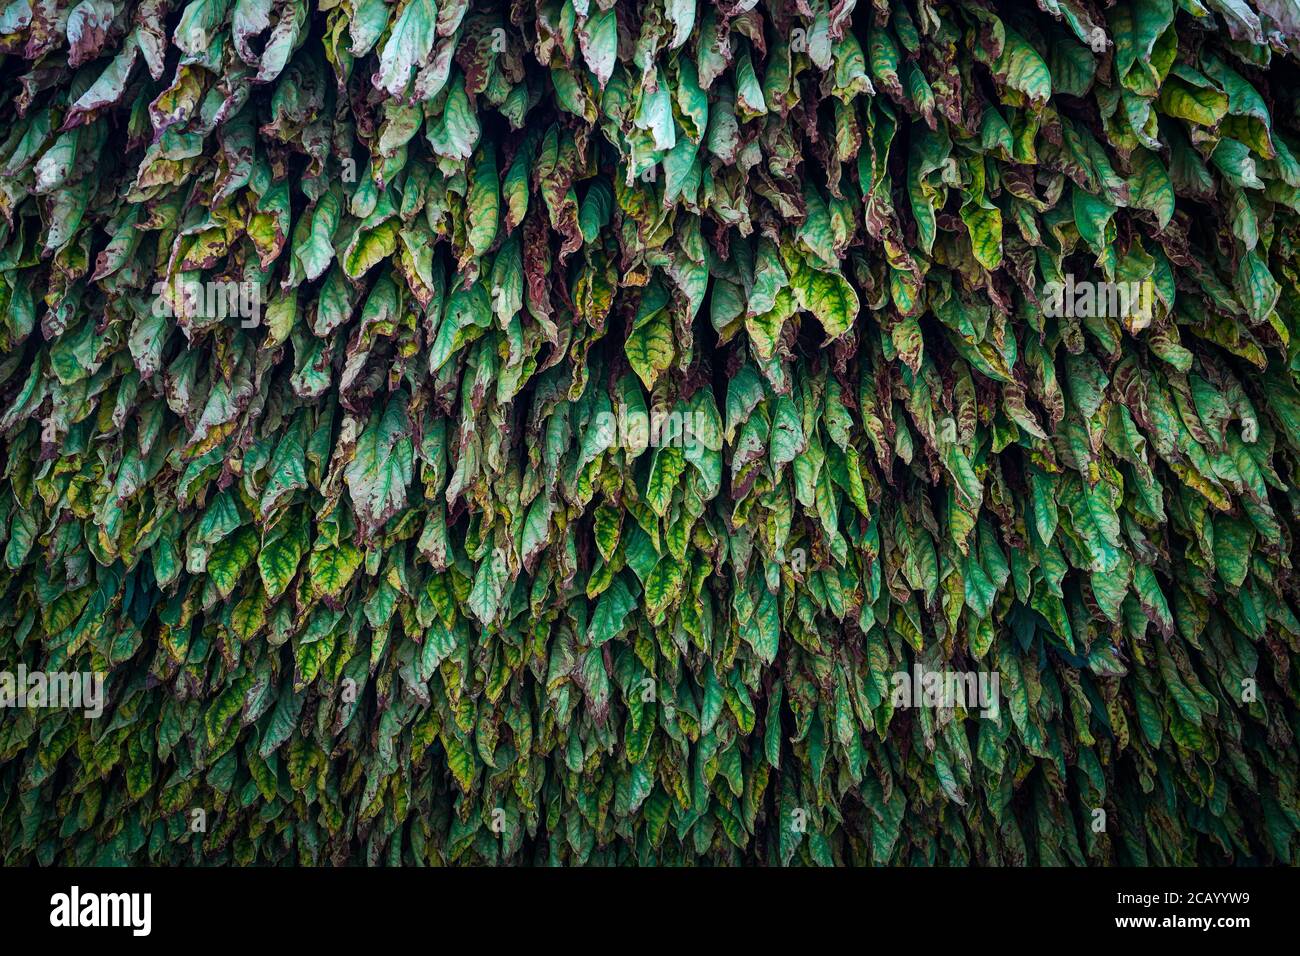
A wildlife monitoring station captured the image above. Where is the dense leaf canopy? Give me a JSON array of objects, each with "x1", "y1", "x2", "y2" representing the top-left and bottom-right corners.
[{"x1": 2, "y1": 0, "x2": 1300, "y2": 865}]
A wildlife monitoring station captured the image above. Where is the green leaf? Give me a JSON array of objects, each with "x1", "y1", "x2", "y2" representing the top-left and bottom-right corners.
[{"x1": 345, "y1": 393, "x2": 415, "y2": 534}]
